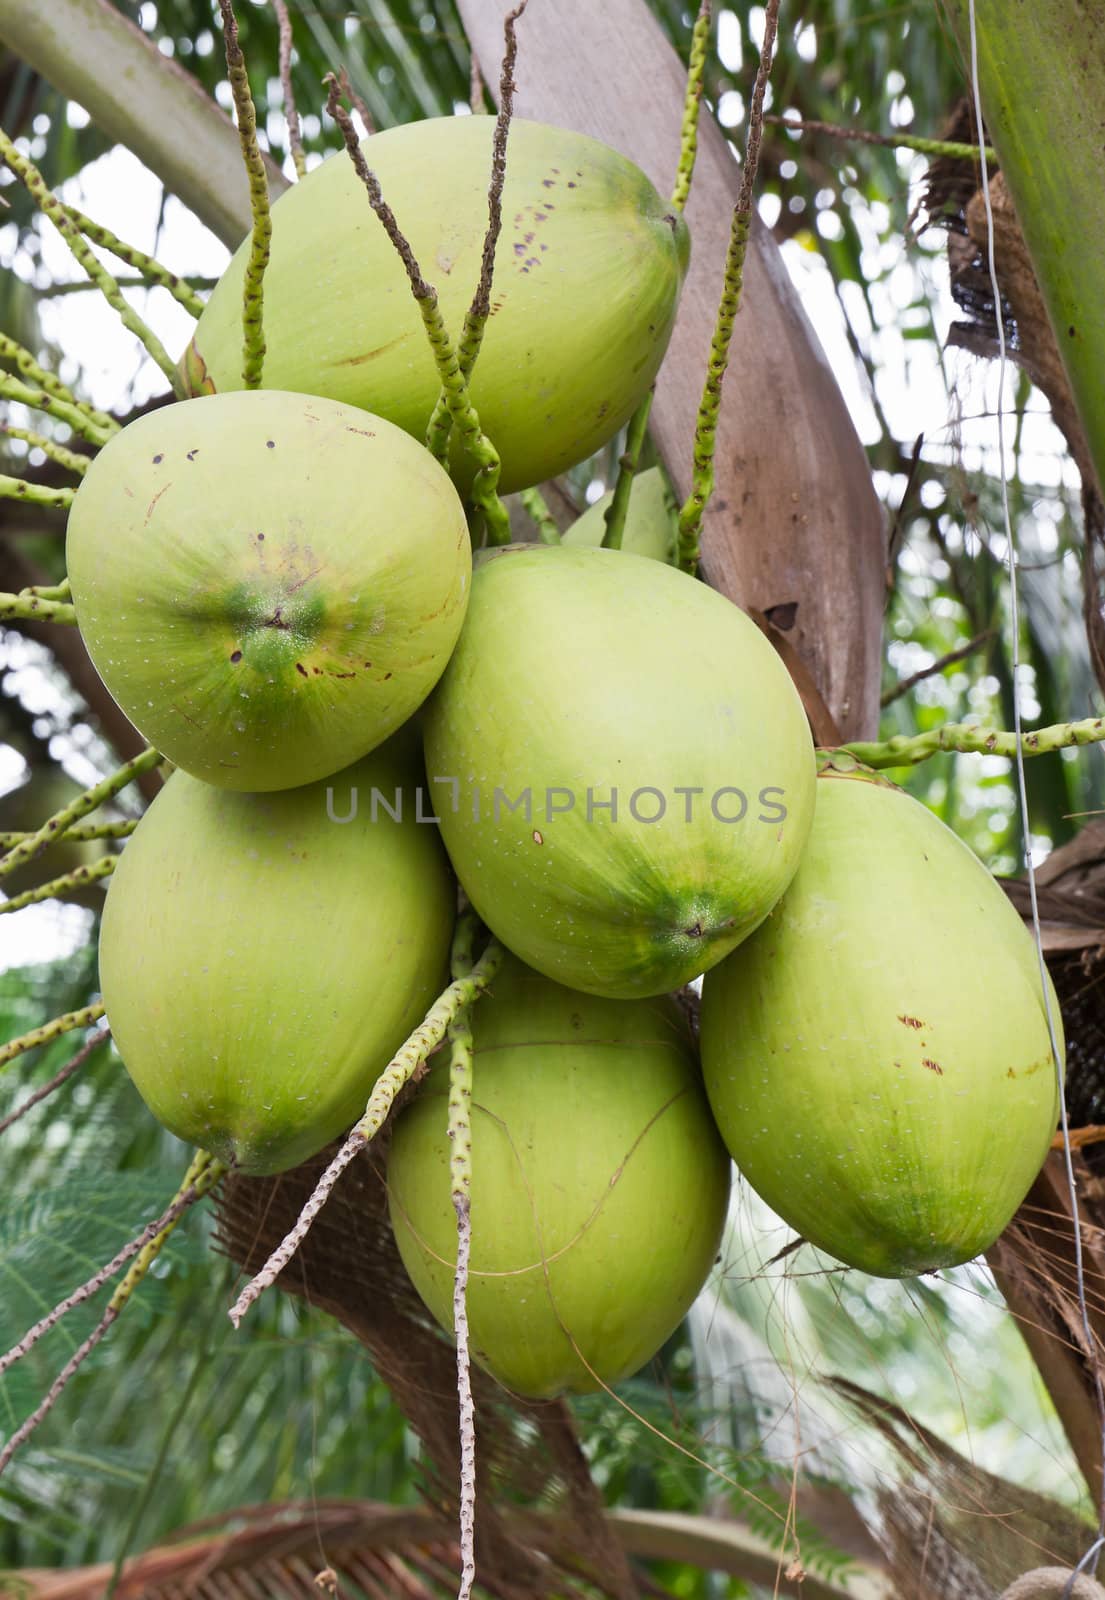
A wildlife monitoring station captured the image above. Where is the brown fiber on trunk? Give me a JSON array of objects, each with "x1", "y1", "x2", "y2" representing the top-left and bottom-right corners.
[{"x1": 213, "y1": 1144, "x2": 641, "y2": 1600}]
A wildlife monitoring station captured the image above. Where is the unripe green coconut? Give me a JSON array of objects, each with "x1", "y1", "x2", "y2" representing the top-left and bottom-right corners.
[
  {"x1": 699, "y1": 765, "x2": 1062, "y2": 1277},
  {"x1": 562, "y1": 466, "x2": 675, "y2": 563},
  {"x1": 98, "y1": 735, "x2": 455, "y2": 1175},
  {"x1": 387, "y1": 954, "x2": 730, "y2": 1398},
  {"x1": 180, "y1": 117, "x2": 689, "y2": 495},
  {"x1": 421, "y1": 545, "x2": 816, "y2": 998},
  {"x1": 66, "y1": 391, "x2": 470, "y2": 791}
]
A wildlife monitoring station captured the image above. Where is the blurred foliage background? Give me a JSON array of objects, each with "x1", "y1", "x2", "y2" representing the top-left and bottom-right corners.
[{"x1": 0, "y1": 0, "x2": 1099, "y2": 1588}]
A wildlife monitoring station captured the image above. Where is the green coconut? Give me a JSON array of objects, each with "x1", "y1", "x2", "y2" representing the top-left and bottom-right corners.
[
  {"x1": 66, "y1": 391, "x2": 470, "y2": 791},
  {"x1": 562, "y1": 466, "x2": 676, "y2": 563},
  {"x1": 421, "y1": 544, "x2": 816, "y2": 998},
  {"x1": 180, "y1": 116, "x2": 689, "y2": 495},
  {"x1": 387, "y1": 954, "x2": 731, "y2": 1398},
  {"x1": 98, "y1": 734, "x2": 455, "y2": 1175},
  {"x1": 699, "y1": 765, "x2": 1063, "y2": 1277}
]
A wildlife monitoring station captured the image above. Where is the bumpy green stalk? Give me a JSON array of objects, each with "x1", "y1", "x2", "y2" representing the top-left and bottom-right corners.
[
  {"x1": 0, "y1": 370, "x2": 114, "y2": 449},
  {"x1": 323, "y1": 78, "x2": 510, "y2": 543},
  {"x1": 0, "y1": 332, "x2": 114, "y2": 432},
  {"x1": 424, "y1": 1, "x2": 525, "y2": 471},
  {"x1": 227, "y1": 934, "x2": 505, "y2": 1327},
  {"x1": 601, "y1": 395, "x2": 654, "y2": 551},
  {"x1": 41, "y1": 276, "x2": 219, "y2": 299},
  {"x1": 0, "y1": 423, "x2": 88, "y2": 475},
  {"x1": 520, "y1": 486, "x2": 561, "y2": 544},
  {"x1": 0, "y1": 855, "x2": 116, "y2": 916},
  {"x1": 670, "y1": 0, "x2": 711, "y2": 213},
  {"x1": 602, "y1": 5, "x2": 709, "y2": 560},
  {"x1": 0, "y1": 590, "x2": 77, "y2": 624},
  {"x1": 843, "y1": 714, "x2": 1105, "y2": 770},
  {"x1": 940, "y1": 0, "x2": 1105, "y2": 498},
  {"x1": 61, "y1": 202, "x2": 206, "y2": 318},
  {"x1": 0, "y1": 128, "x2": 181, "y2": 393},
  {"x1": 415, "y1": 298, "x2": 509, "y2": 542},
  {"x1": 108, "y1": 1152, "x2": 226, "y2": 1314},
  {"x1": 0, "y1": 819, "x2": 135, "y2": 849},
  {"x1": 353, "y1": 935, "x2": 504, "y2": 1145},
  {"x1": 217, "y1": 0, "x2": 271, "y2": 389},
  {"x1": 677, "y1": 0, "x2": 780, "y2": 574},
  {"x1": 0, "y1": 477, "x2": 74, "y2": 511},
  {"x1": 0, "y1": 747, "x2": 160, "y2": 883},
  {"x1": 766, "y1": 115, "x2": 994, "y2": 162},
  {"x1": 21, "y1": 578, "x2": 71, "y2": 602},
  {"x1": 0, "y1": 1001, "x2": 105, "y2": 1073}
]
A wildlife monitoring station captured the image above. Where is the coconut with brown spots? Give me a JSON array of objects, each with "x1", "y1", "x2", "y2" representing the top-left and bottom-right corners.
[
  {"x1": 179, "y1": 116, "x2": 689, "y2": 495},
  {"x1": 66, "y1": 390, "x2": 470, "y2": 790},
  {"x1": 700, "y1": 762, "x2": 1062, "y2": 1276}
]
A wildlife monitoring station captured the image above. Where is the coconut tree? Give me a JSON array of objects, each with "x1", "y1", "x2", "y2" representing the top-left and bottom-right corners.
[{"x1": 0, "y1": 2, "x2": 1103, "y2": 1595}]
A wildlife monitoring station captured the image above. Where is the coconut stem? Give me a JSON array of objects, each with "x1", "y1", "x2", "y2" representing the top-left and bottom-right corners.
[
  {"x1": 0, "y1": 1002, "x2": 105, "y2": 1075},
  {"x1": 424, "y1": 2, "x2": 527, "y2": 465},
  {"x1": 0, "y1": 331, "x2": 114, "y2": 433},
  {"x1": 843, "y1": 714, "x2": 1105, "y2": 769},
  {"x1": 520, "y1": 486, "x2": 561, "y2": 544},
  {"x1": 0, "y1": 127, "x2": 183, "y2": 395},
  {"x1": 0, "y1": 1152, "x2": 224, "y2": 1478},
  {"x1": 272, "y1": 0, "x2": 307, "y2": 180},
  {"x1": 0, "y1": 1026, "x2": 109, "y2": 1138},
  {"x1": 0, "y1": 854, "x2": 116, "y2": 916},
  {"x1": 0, "y1": 589, "x2": 77, "y2": 624},
  {"x1": 764, "y1": 114, "x2": 995, "y2": 163},
  {"x1": 0, "y1": 745, "x2": 161, "y2": 885},
  {"x1": 0, "y1": 422, "x2": 89, "y2": 476},
  {"x1": 217, "y1": 0, "x2": 272, "y2": 390},
  {"x1": 22, "y1": 579, "x2": 72, "y2": 602},
  {"x1": 0, "y1": 370, "x2": 114, "y2": 449},
  {"x1": 601, "y1": 393, "x2": 654, "y2": 552},
  {"x1": 0, "y1": 819, "x2": 135, "y2": 849},
  {"x1": 670, "y1": 0, "x2": 711, "y2": 215},
  {"x1": 60, "y1": 202, "x2": 207, "y2": 319},
  {"x1": 447, "y1": 909, "x2": 483, "y2": 1600},
  {"x1": 676, "y1": 0, "x2": 780, "y2": 574},
  {"x1": 336, "y1": 66, "x2": 376, "y2": 138},
  {"x1": 0, "y1": 477, "x2": 74, "y2": 512},
  {"x1": 322, "y1": 76, "x2": 511, "y2": 545},
  {"x1": 227, "y1": 935, "x2": 506, "y2": 1328}
]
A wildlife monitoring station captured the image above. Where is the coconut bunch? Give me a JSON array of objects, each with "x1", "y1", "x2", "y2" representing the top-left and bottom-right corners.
[{"x1": 58, "y1": 92, "x2": 1064, "y2": 1413}]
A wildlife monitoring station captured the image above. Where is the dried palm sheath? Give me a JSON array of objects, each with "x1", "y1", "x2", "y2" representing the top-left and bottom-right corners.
[
  {"x1": 922, "y1": 100, "x2": 1105, "y2": 688},
  {"x1": 829, "y1": 1378, "x2": 1096, "y2": 1600},
  {"x1": 212, "y1": 1139, "x2": 639, "y2": 1600}
]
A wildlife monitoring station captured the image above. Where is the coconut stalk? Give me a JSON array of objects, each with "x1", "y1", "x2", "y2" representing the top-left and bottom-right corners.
[
  {"x1": 0, "y1": 0, "x2": 288, "y2": 249},
  {"x1": 939, "y1": 0, "x2": 1105, "y2": 499}
]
